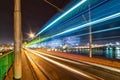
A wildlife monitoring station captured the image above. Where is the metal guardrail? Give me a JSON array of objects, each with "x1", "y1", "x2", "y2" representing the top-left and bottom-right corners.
[{"x1": 0, "y1": 51, "x2": 14, "y2": 80}]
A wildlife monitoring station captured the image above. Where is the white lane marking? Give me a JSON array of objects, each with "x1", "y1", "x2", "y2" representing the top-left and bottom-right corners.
[{"x1": 27, "y1": 49, "x2": 104, "y2": 80}]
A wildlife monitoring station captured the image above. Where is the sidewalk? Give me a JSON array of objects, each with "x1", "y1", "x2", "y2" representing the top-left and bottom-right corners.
[
  {"x1": 5, "y1": 52, "x2": 35, "y2": 80},
  {"x1": 5, "y1": 50, "x2": 49, "y2": 80},
  {"x1": 4, "y1": 66, "x2": 13, "y2": 80}
]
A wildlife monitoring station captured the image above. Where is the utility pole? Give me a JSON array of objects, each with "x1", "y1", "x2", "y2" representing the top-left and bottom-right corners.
[
  {"x1": 14, "y1": 0, "x2": 22, "y2": 79},
  {"x1": 88, "y1": 4, "x2": 92, "y2": 58}
]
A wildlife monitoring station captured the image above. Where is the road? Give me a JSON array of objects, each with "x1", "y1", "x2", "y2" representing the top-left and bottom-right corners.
[{"x1": 23, "y1": 48, "x2": 120, "y2": 80}]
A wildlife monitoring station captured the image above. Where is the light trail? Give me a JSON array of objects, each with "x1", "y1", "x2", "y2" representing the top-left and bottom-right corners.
[
  {"x1": 74, "y1": 36, "x2": 120, "y2": 44},
  {"x1": 26, "y1": 48, "x2": 102, "y2": 80},
  {"x1": 26, "y1": 25, "x2": 120, "y2": 46},
  {"x1": 32, "y1": 50, "x2": 86, "y2": 66},
  {"x1": 51, "y1": 12, "x2": 120, "y2": 38},
  {"x1": 26, "y1": 1, "x2": 120, "y2": 46},
  {"x1": 24, "y1": 51, "x2": 51, "y2": 80},
  {"x1": 93, "y1": 36, "x2": 120, "y2": 41},
  {"x1": 27, "y1": 48, "x2": 120, "y2": 73},
  {"x1": 57, "y1": 0, "x2": 109, "y2": 27},
  {"x1": 76, "y1": 26, "x2": 120, "y2": 37},
  {"x1": 36, "y1": 0, "x2": 87, "y2": 36}
]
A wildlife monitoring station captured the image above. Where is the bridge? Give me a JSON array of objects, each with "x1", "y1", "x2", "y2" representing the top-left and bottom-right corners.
[{"x1": 1, "y1": 0, "x2": 120, "y2": 80}]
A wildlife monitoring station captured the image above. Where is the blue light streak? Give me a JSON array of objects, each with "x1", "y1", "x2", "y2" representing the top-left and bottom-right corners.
[
  {"x1": 93, "y1": 36, "x2": 120, "y2": 41},
  {"x1": 28, "y1": 26, "x2": 120, "y2": 47},
  {"x1": 58, "y1": 0, "x2": 109, "y2": 27},
  {"x1": 36, "y1": 0, "x2": 87, "y2": 36},
  {"x1": 51, "y1": 12, "x2": 120, "y2": 38},
  {"x1": 76, "y1": 26, "x2": 120, "y2": 37}
]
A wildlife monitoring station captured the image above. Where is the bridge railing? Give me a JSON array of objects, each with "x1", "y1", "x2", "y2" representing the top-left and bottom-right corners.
[{"x1": 0, "y1": 51, "x2": 14, "y2": 80}]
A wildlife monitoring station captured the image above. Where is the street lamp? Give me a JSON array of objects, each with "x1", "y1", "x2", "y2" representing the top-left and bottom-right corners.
[
  {"x1": 29, "y1": 33, "x2": 35, "y2": 39},
  {"x1": 81, "y1": 3, "x2": 92, "y2": 58},
  {"x1": 88, "y1": 3, "x2": 92, "y2": 58},
  {"x1": 27, "y1": 31, "x2": 35, "y2": 40}
]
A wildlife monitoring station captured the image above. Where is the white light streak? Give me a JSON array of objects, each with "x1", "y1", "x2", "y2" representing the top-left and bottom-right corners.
[
  {"x1": 27, "y1": 48, "x2": 120, "y2": 74},
  {"x1": 26, "y1": 49, "x2": 103, "y2": 80}
]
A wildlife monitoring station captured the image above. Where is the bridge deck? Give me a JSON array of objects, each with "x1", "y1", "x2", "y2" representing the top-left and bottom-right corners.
[{"x1": 5, "y1": 49, "x2": 120, "y2": 80}]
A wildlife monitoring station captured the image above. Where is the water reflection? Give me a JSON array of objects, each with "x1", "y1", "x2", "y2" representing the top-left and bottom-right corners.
[
  {"x1": 115, "y1": 47, "x2": 120, "y2": 59},
  {"x1": 106, "y1": 47, "x2": 114, "y2": 58},
  {"x1": 59, "y1": 46, "x2": 120, "y2": 59}
]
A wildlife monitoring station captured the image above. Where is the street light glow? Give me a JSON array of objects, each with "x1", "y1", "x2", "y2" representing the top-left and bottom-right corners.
[{"x1": 29, "y1": 33, "x2": 35, "y2": 39}]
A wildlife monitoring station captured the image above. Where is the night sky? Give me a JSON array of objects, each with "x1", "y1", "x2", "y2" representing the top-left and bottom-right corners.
[{"x1": 0, "y1": 0, "x2": 70, "y2": 45}]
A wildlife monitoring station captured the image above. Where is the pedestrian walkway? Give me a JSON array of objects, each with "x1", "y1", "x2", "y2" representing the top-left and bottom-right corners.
[
  {"x1": 5, "y1": 50, "x2": 49, "y2": 80},
  {"x1": 4, "y1": 66, "x2": 13, "y2": 80},
  {"x1": 5, "y1": 52, "x2": 35, "y2": 80}
]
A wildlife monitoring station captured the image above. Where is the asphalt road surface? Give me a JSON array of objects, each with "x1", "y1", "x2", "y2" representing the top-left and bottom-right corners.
[{"x1": 23, "y1": 48, "x2": 120, "y2": 80}]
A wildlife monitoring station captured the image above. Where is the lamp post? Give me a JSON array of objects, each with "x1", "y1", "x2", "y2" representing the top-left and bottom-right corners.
[
  {"x1": 14, "y1": 0, "x2": 22, "y2": 79},
  {"x1": 88, "y1": 4, "x2": 92, "y2": 58}
]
